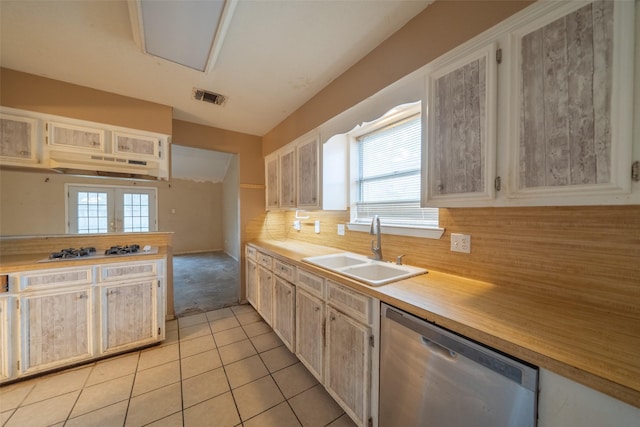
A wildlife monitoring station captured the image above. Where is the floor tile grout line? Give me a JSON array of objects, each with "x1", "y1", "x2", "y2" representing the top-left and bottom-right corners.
[{"x1": 176, "y1": 323, "x2": 186, "y2": 427}]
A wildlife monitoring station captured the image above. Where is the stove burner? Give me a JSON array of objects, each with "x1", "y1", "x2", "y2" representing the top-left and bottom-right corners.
[
  {"x1": 49, "y1": 247, "x2": 96, "y2": 259},
  {"x1": 104, "y1": 244, "x2": 140, "y2": 256}
]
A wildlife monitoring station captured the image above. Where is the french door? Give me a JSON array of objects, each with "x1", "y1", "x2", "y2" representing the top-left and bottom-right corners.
[{"x1": 67, "y1": 184, "x2": 157, "y2": 233}]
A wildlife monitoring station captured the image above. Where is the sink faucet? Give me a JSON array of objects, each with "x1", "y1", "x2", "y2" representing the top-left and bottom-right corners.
[{"x1": 369, "y1": 215, "x2": 383, "y2": 261}]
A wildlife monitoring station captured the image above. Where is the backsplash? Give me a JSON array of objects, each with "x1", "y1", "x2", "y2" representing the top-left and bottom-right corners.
[{"x1": 246, "y1": 206, "x2": 640, "y2": 316}]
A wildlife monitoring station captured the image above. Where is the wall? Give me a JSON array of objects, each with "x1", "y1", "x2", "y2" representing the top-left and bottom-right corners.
[
  {"x1": 0, "y1": 68, "x2": 172, "y2": 135},
  {"x1": 262, "y1": 0, "x2": 533, "y2": 154},
  {"x1": 0, "y1": 169, "x2": 223, "y2": 254},
  {"x1": 223, "y1": 155, "x2": 240, "y2": 261}
]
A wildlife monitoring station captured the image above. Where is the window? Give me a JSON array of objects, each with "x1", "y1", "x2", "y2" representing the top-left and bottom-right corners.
[
  {"x1": 67, "y1": 184, "x2": 157, "y2": 233},
  {"x1": 349, "y1": 102, "x2": 440, "y2": 235}
]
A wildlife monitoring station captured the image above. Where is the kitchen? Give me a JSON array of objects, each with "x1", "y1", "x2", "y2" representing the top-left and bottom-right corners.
[{"x1": 1, "y1": 0, "x2": 639, "y2": 426}]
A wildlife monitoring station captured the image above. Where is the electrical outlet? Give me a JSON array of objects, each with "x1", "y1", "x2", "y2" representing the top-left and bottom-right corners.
[
  {"x1": 293, "y1": 220, "x2": 301, "y2": 231},
  {"x1": 337, "y1": 224, "x2": 345, "y2": 236},
  {"x1": 451, "y1": 233, "x2": 471, "y2": 253},
  {"x1": 314, "y1": 220, "x2": 320, "y2": 233}
]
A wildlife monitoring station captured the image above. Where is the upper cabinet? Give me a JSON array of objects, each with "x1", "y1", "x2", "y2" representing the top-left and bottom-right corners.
[
  {"x1": 506, "y1": 0, "x2": 637, "y2": 205},
  {"x1": 264, "y1": 132, "x2": 322, "y2": 210},
  {"x1": 0, "y1": 113, "x2": 38, "y2": 165},
  {"x1": 422, "y1": 0, "x2": 638, "y2": 208},
  {"x1": 424, "y1": 43, "x2": 497, "y2": 206},
  {"x1": 0, "y1": 107, "x2": 170, "y2": 180}
]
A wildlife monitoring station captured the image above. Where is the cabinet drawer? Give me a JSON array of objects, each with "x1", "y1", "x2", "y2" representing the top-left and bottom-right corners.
[
  {"x1": 257, "y1": 252, "x2": 273, "y2": 269},
  {"x1": 246, "y1": 246, "x2": 257, "y2": 260},
  {"x1": 99, "y1": 261, "x2": 158, "y2": 282},
  {"x1": 327, "y1": 280, "x2": 372, "y2": 325},
  {"x1": 296, "y1": 268, "x2": 325, "y2": 298},
  {"x1": 273, "y1": 259, "x2": 295, "y2": 281},
  {"x1": 19, "y1": 267, "x2": 93, "y2": 292}
]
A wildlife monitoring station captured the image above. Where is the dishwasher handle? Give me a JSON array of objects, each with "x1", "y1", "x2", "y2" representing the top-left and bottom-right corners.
[
  {"x1": 422, "y1": 336, "x2": 457, "y2": 359},
  {"x1": 383, "y1": 304, "x2": 537, "y2": 392}
]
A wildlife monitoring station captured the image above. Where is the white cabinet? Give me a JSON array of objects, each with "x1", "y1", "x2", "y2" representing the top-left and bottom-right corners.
[
  {"x1": 273, "y1": 276, "x2": 295, "y2": 351},
  {"x1": 505, "y1": 0, "x2": 637, "y2": 205},
  {"x1": 421, "y1": 0, "x2": 638, "y2": 207},
  {"x1": 325, "y1": 306, "x2": 371, "y2": 427},
  {"x1": 424, "y1": 43, "x2": 497, "y2": 206},
  {"x1": 48, "y1": 121, "x2": 104, "y2": 152},
  {"x1": 295, "y1": 287, "x2": 325, "y2": 382},
  {"x1": 113, "y1": 132, "x2": 160, "y2": 159},
  {"x1": 101, "y1": 280, "x2": 158, "y2": 353},
  {"x1": 246, "y1": 257, "x2": 258, "y2": 308},
  {"x1": 19, "y1": 287, "x2": 93, "y2": 374},
  {"x1": 296, "y1": 135, "x2": 321, "y2": 209},
  {"x1": 279, "y1": 145, "x2": 297, "y2": 209},
  {"x1": 0, "y1": 113, "x2": 38, "y2": 164},
  {"x1": 0, "y1": 296, "x2": 11, "y2": 380},
  {"x1": 264, "y1": 132, "x2": 322, "y2": 210}
]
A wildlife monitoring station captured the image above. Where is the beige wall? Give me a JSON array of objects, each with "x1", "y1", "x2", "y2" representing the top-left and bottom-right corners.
[
  {"x1": 0, "y1": 68, "x2": 172, "y2": 135},
  {"x1": 262, "y1": 0, "x2": 533, "y2": 154},
  {"x1": 0, "y1": 170, "x2": 223, "y2": 254},
  {"x1": 222, "y1": 155, "x2": 241, "y2": 261}
]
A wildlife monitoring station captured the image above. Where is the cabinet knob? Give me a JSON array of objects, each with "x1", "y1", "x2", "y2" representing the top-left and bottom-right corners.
[
  {"x1": 315, "y1": 306, "x2": 320, "y2": 312},
  {"x1": 330, "y1": 315, "x2": 336, "y2": 321}
]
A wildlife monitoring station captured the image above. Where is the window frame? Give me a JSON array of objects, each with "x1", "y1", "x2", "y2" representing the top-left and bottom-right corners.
[
  {"x1": 346, "y1": 102, "x2": 444, "y2": 239},
  {"x1": 66, "y1": 183, "x2": 158, "y2": 234}
]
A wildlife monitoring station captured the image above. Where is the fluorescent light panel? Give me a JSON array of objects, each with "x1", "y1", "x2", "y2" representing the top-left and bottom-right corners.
[{"x1": 139, "y1": 0, "x2": 229, "y2": 72}]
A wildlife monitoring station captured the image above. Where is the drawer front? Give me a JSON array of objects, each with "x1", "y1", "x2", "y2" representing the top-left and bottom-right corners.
[
  {"x1": 327, "y1": 280, "x2": 372, "y2": 325},
  {"x1": 273, "y1": 259, "x2": 295, "y2": 282},
  {"x1": 246, "y1": 246, "x2": 257, "y2": 260},
  {"x1": 257, "y1": 252, "x2": 273, "y2": 269},
  {"x1": 20, "y1": 267, "x2": 93, "y2": 292},
  {"x1": 296, "y1": 268, "x2": 325, "y2": 298},
  {"x1": 99, "y1": 261, "x2": 159, "y2": 282}
]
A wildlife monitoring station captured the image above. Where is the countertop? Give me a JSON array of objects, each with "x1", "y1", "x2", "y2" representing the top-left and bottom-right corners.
[
  {"x1": 249, "y1": 239, "x2": 640, "y2": 409},
  {"x1": 0, "y1": 247, "x2": 169, "y2": 274}
]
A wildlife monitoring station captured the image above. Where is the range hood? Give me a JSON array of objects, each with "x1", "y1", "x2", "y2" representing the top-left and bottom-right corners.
[{"x1": 47, "y1": 150, "x2": 163, "y2": 181}]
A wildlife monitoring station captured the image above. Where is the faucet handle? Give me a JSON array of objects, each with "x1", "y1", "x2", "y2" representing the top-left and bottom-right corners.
[{"x1": 396, "y1": 254, "x2": 406, "y2": 265}]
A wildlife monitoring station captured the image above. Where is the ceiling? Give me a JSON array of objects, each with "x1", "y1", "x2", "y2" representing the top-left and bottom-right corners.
[{"x1": 0, "y1": 0, "x2": 431, "y2": 137}]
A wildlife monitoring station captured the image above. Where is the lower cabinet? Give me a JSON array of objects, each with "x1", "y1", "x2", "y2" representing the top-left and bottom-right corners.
[
  {"x1": 273, "y1": 276, "x2": 295, "y2": 351},
  {"x1": 325, "y1": 306, "x2": 371, "y2": 426},
  {"x1": 0, "y1": 296, "x2": 11, "y2": 380},
  {"x1": 295, "y1": 287, "x2": 325, "y2": 381},
  {"x1": 101, "y1": 280, "x2": 158, "y2": 353},
  {"x1": 18, "y1": 287, "x2": 93, "y2": 374},
  {"x1": 257, "y1": 265, "x2": 274, "y2": 326},
  {"x1": 246, "y1": 257, "x2": 258, "y2": 307}
]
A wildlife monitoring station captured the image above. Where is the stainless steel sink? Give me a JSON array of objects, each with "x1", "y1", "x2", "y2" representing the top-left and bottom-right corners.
[{"x1": 302, "y1": 252, "x2": 427, "y2": 286}]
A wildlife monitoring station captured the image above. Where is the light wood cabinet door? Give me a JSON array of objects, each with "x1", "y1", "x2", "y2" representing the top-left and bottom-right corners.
[
  {"x1": 48, "y1": 121, "x2": 104, "y2": 152},
  {"x1": 101, "y1": 280, "x2": 158, "y2": 353},
  {"x1": 0, "y1": 114, "x2": 37, "y2": 163},
  {"x1": 424, "y1": 43, "x2": 497, "y2": 207},
  {"x1": 246, "y1": 258, "x2": 258, "y2": 308},
  {"x1": 265, "y1": 153, "x2": 279, "y2": 210},
  {"x1": 114, "y1": 132, "x2": 159, "y2": 158},
  {"x1": 295, "y1": 288, "x2": 324, "y2": 382},
  {"x1": 296, "y1": 136, "x2": 321, "y2": 209},
  {"x1": 273, "y1": 276, "x2": 295, "y2": 351},
  {"x1": 508, "y1": 0, "x2": 636, "y2": 204},
  {"x1": 257, "y1": 265, "x2": 273, "y2": 326},
  {"x1": 325, "y1": 306, "x2": 371, "y2": 427},
  {"x1": 19, "y1": 288, "x2": 93, "y2": 374},
  {"x1": 279, "y1": 146, "x2": 296, "y2": 208},
  {"x1": 0, "y1": 297, "x2": 10, "y2": 380}
]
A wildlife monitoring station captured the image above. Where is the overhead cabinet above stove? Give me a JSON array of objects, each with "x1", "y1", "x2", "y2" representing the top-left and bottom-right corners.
[{"x1": 0, "y1": 107, "x2": 170, "y2": 181}]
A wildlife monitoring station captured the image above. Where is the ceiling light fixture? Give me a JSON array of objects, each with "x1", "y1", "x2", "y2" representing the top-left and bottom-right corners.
[{"x1": 128, "y1": 0, "x2": 238, "y2": 73}]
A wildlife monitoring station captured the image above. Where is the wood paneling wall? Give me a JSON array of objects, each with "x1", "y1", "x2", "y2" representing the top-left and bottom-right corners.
[{"x1": 248, "y1": 206, "x2": 639, "y2": 316}]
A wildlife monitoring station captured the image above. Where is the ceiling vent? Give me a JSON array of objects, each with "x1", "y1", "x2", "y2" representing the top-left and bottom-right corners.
[{"x1": 192, "y1": 88, "x2": 227, "y2": 106}]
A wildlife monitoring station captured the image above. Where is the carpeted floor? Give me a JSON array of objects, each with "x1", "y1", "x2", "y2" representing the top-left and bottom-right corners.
[{"x1": 173, "y1": 251, "x2": 240, "y2": 317}]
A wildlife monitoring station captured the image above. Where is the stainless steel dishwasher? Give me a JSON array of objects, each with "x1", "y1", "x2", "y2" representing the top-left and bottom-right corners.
[{"x1": 380, "y1": 303, "x2": 538, "y2": 427}]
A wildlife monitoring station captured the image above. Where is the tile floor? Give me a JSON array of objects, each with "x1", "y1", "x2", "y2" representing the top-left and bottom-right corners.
[{"x1": 0, "y1": 304, "x2": 357, "y2": 427}]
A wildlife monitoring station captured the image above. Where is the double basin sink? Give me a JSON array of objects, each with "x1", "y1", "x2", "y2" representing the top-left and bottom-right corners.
[{"x1": 302, "y1": 252, "x2": 427, "y2": 286}]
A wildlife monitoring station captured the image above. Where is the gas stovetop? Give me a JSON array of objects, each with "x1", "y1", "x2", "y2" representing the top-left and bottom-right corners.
[{"x1": 40, "y1": 244, "x2": 157, "y2": 263}]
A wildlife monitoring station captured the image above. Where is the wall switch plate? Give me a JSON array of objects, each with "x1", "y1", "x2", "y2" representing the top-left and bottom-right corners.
[
  {"x1": 337, "y1": 224, "x2": 345, "y2": 236},
  {"x1": 314, "y1": 220, "x2": 320, "y2": 233},
  {"x1": 451, "y1": 233, "x2": 471, "y2": 253},
  {"x1": 293, "y1": 220, "x2": 301, "y2": 231}
]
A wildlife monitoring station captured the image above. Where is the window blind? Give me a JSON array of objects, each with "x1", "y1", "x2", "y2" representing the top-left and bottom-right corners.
[{"x1": 355, "y1": 114, "x2": 438, "y2": 227}]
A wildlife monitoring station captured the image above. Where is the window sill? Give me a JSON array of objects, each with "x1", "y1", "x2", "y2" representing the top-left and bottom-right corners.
[{"x1": 346, "y1": 223, "x2": 445, "y2": 239}]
